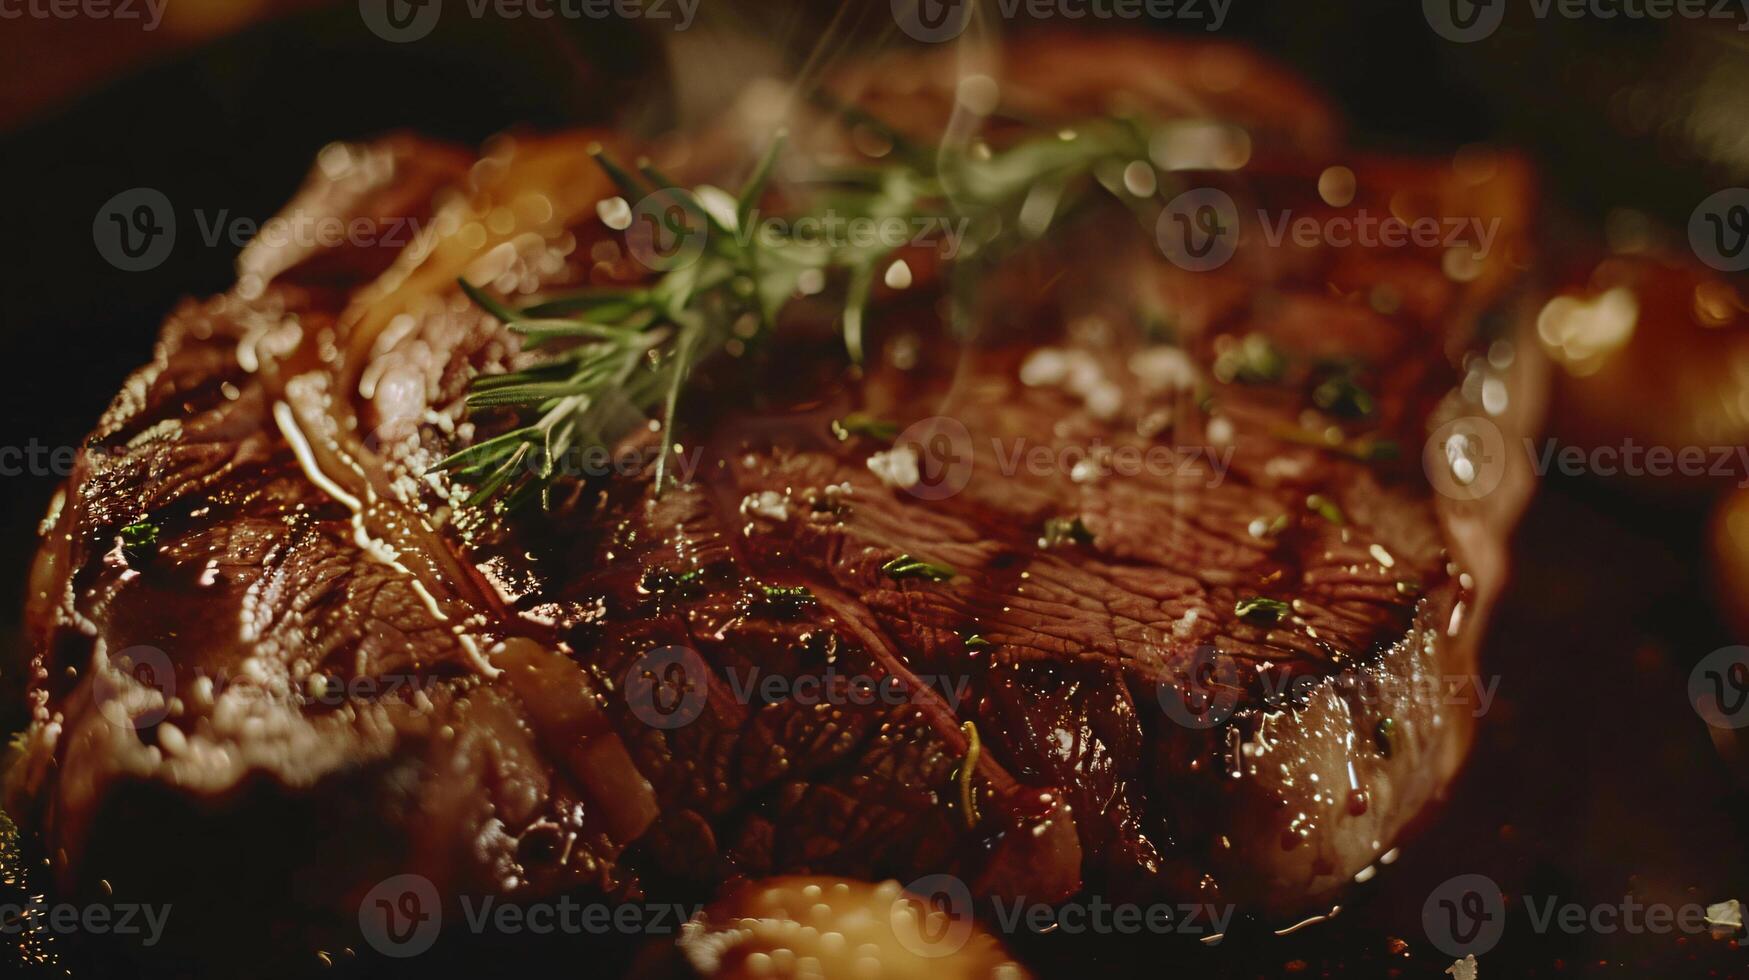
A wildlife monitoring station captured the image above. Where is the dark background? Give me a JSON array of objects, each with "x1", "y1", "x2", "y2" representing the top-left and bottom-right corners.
[{"x1": 2, "y1": 2, "x2": 1748, "y2": 976}]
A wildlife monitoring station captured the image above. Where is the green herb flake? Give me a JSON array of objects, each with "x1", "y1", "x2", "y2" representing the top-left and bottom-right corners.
[
  {"x1": 761, "y1": 584, "x2": 813, "y2": 600},
  {"x1": 641, "y1": 566, "x2": 706, "y2": 595},
  {"x1": 831, "y1": 413, "x2": 899, "y2": 442},
  {"x1": 119, "y1": 520, "x2": 159, "y2": 563},
  {"x1": 120, "y1": 520, "x2": 158, "y2": 549},
  {"x1": 1234, "y1": 596, "x2": 1290, "y2": 623},
  {"x1": 755, "y1": 583, "x2": 816, "y2": 616},
  {"x1": 963, "y1": 634, "x2": 991, "y2": 649},
  {"x1": 1213, "y1": 333, "x2": 1286, "y2": 385},
  {"x1": 881, "y1": 554, "x2": 957, "y2": 582},
  {"x1": 1311, "y1": 373, "x2": 1376, "y2": 419},
  {"x1": 1305, "y1": 494, "x2": 1345, "y2": 525},
  {"x1": 1040, "y1": 515, "x2": 1094, "y2": 549},
  {"x1": 1248, "y1": 513, "x2": 1290, "y2": 539}
]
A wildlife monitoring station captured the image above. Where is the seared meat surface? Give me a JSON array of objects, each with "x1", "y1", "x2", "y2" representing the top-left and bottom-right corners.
[{"x1": 6, "y1": 35, "x2": 1541, "y2": 973}]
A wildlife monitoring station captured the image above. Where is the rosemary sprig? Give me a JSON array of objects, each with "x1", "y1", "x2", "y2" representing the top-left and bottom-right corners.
[{"x1": 445, "y1": 109, "x2": 1164, "y2": 508}]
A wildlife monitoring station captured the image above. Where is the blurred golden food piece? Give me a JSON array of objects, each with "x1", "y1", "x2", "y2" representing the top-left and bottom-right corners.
[
  {"x1": 1542, "y1": 255, "x2": 1749, "y2": 488},
  {"x1": 674, "y1": 877, "x2": 1028, "y2": 979}
]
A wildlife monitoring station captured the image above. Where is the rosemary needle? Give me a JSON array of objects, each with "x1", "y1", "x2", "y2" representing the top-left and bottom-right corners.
[
  {"x1": 958, "y1": 720, "x2": 983, "y2": 829},
  {"x1": 446, "y1": 110, "x2": 1160, "y2": 508}
]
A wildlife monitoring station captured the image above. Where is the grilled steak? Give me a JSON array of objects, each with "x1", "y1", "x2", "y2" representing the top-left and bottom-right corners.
[{"x1": 6, "y1": 35, "x2": 1542, "y2": 974}]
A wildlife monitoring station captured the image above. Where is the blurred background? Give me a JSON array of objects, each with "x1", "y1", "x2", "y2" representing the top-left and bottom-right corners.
[{"x1": 4, "y1": 1, "x2": 1749, "y2": 976}]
